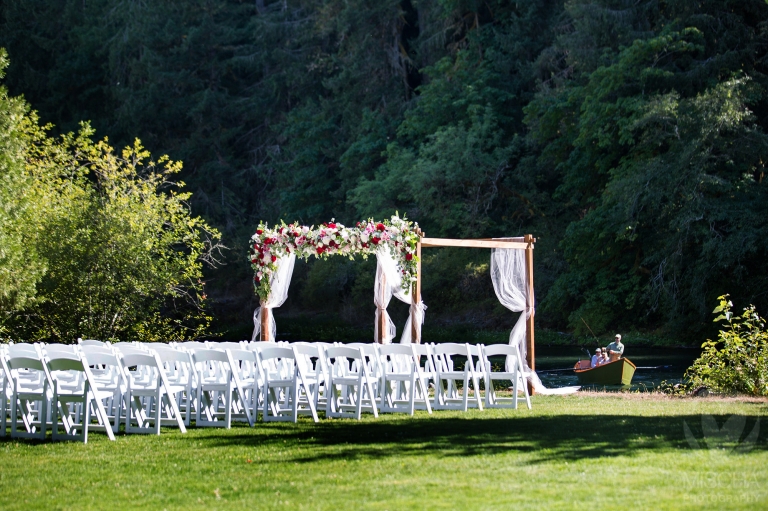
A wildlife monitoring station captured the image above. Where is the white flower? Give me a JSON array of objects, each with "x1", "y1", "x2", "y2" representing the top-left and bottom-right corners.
[
  {"x1": 361, "y1": 233, "x2": 369, "y2": 243},
  {"x1": 322, "y1": 236, "x2": 331, "y2": 245},
  {"x1": 302, "y1": 226, "x2": 309, "y2": 234},
  {"x1": 262, "y1": 253, "x2": 271, "y2": 263}
]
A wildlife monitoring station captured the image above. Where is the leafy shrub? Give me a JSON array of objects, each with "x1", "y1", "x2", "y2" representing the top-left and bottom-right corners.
[{"x1": 685, "y1": 295, "x2": 768, "y2": 396}]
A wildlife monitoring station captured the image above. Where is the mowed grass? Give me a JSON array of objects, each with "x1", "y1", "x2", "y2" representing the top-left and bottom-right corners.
[{"x1": 1, "y1": 394, "x2": 766, "y2": 510}]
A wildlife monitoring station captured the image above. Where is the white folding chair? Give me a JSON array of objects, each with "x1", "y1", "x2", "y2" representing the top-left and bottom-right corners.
[
  {"x1": 378, "y1": 344, "x2": 432, "y2": 415},
  {"x1": 324, "y1": 346, "x2": 378, "y2": 420},
  {"x1": 192, "y1": 349, "x2": 234, "y2": 428},
  {"x1": 480, "y1": 344, "x2": 531, "y2": 409},
  {"x1": 151, "y1": 346, "x2": 196, "y2": 426},
  {"x1": 41, "y1": 345, "x2": 82, "y2": 392},
  {"x1": 292, "y1": 343, "x2": 328, "y2": 415},
  {"x1": 432, "y1": 343, "x2": 483, "y2": 411},
  {"x1": 47, "y1": 353, "x2": 116, "y2": 442},
  {"x1": 348, "y1": 343, "x2": 384, "y2": 402},
  {"x1": 121, "y1": 352, "x2": 187, "y2": 434},
  {"x1": 226, "y1": 348, "x2": 259, "y2": 427},
  {"x1": 6, "y1": 353, "x2": 50, "y2": 439},
  {"x1": 256, "y1": 346, "x2": 319, "y2": 423},
  {"x1": 79, "y1": 346, "x2": 126, "y2": 433},
  {"x1": 0, "y1": 346, "x2": 13, "y2": 437}
]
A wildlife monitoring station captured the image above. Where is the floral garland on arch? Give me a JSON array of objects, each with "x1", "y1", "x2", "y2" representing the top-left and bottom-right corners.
[{"x1": 249, "y1": 215, "x2": 420, "y2": 301}]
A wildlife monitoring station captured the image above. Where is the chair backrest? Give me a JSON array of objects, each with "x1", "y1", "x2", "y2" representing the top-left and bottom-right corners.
[
  {"x1": 80, "y1": 348, "x2": 125, "y2": 386},
  {"x1": 192, "y1": 348, "x2": 230, "y2": 364},
  {"x1": 179, "y1": 341, "x2": 208, "y2": 352},
  {"x1": 258, "y1": 346, "x2": 295, "y2": 362},
  {"x1": 377, "y1": 344, "x2": 415, "y2": 372},
  {"x1": 8, "y1": 343, "x2": 39, "y2": 357},
  {"x1": 113, "y1": 342, "x2": 141, "y2": 349},
  {"x1": 211, "y1": 342, "x2": 243, "y2": 351},
  {"x1": 121, "y1": 352, "x2": 159, "y2": 369},
  {"x1": 292, "y1": 344, "x2": 328, "y2": 379},
  {"x1": 247, "y1": 341, "x2": 280, "y2": 353},
  {"x1": 431, "y1": 343, "x2": 468, "y2": 356},
  {"x1": 431, "y1": 343, "x2": 470, "y2": 373},
  {"x1": 78, "y1": 339, "x2": 109, "y2": 347},
  {"x1": 47, "y1": 357, "x2": 86, "y2": 373},
  {"x1": 378, "y1": 344, "x2": 414, "y2": 357},
  {"x1": 153, "y1": 346, "x2": 194, "y2": 364},
  {"x1": 115, "y1": 345, "x2": 149, "y2": 358},
  {"x1": 411, "y1": 343, "x2": 436, "y2": 373},
  {"x1": 43, "y1": 344, "x2": 79, "y2": 357},
  {"x1": 80, "y1": 346, "x2": 119, "y2": 363},
  {"x1": 7, "y1": 354, "x2": 51, "y2": 394},
  {"x1": 227, "y1": 348, "x2": 256, "y2": 363},
  {"x1": 324, "y1": 346, "x2": 361, "y2": 360},
  {"x1": 7, "y1": 356, "x2": 46, "y2": 372}
]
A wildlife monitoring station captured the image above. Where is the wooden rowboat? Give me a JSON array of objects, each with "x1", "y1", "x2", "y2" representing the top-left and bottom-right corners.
[{"x1": 573, "y1": 358, "x2": 636, "y2": 386}]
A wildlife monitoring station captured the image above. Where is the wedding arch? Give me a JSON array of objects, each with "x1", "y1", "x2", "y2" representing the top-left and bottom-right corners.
[{"x1": 249, "y1": 216, "x2": 544, "y2": 393}]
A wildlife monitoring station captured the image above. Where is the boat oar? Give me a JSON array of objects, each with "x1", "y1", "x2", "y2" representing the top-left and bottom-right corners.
[{"x1": 540, "y1": 365, "x2": 673, "y2": 373}]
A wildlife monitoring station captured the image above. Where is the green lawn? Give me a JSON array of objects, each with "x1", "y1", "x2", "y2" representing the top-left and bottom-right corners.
[{"x1": 1, "y1": 394, "x2": 766, "y2": 510}]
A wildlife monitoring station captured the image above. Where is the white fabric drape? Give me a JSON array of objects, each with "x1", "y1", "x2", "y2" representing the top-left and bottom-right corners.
[
  {"x1": 374, "y1": 248, "x2": 425, "y2": 344},
  {"x1": 251, "y1": 253, "x2": 296, "y2": 342},
  {"x1": 490, "y1": 248, "x2": 579, "y2": 395}
]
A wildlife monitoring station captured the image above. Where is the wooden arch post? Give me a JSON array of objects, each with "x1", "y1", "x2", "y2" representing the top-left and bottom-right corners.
[
  {"x1": 410, "y1": 229, "x2": 423, "y2": 343},
  {"x1": 260, "y1": 305, "x2": 270, "y2": 342},
  {"x1": 524, "y1": 234, "x2": 535, "y2": 396}
]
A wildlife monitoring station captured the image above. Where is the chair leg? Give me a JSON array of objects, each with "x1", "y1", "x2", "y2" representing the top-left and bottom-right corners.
[
  {"x1": 291, "y1": 382, "x2": 299, "y2": 423},
  {"x1": 365, "y1": 379, "x2": 378, "y2": 418},
  {"x1": 408, "y1": 374, "x2": 416, "y2": 416},
  {"x1": 10, "y1": 393, "x2": 17, "y2": 437},
  {"x1": 225, "y1": 382, "x2": 232, "y2": 429},
  {"x1": 462, "y1": 375, "x2": 469, "y2": 412},
  {"x1": 40, "y1": 392, "x2": 47, "y2": 439},
  {"x1": 0, "y1": 389, "x2": 6, "y2": 437},
  {"x1": 83, "y1": 396, "x2": 91, "y2": 444},
  {"x1": 155, "y1": 389, "x2": 162, "y2": 435}
]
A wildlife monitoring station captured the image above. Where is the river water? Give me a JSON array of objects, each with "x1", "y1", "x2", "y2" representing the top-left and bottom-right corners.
[{"x1": 534, "y1": 346, "x2": 702, "y2": 391}]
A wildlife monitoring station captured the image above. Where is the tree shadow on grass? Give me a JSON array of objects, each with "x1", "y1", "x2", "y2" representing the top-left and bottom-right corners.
[{"x1": 201, "y1": 413, "x2": 767, "y2": 463}]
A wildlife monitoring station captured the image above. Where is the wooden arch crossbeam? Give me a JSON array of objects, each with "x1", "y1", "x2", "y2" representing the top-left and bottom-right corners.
[{"x1": 410, "y1": 233, "x2": 537, "y2": 394}]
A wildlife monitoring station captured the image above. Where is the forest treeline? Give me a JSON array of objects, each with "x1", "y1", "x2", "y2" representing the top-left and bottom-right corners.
[{"x1": 1, "y1": 0, "x2": 767, "y2": 341}]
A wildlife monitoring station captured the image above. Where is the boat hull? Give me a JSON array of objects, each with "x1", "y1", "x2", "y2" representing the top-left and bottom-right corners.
[{"x1": 574, "y1": 358, "x2": 636, "y2": 386}]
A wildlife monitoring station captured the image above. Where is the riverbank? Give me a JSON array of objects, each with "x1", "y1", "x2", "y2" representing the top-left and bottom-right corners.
[{"x1": 219, "y1": 315, "x2": 699, "y2": 348}]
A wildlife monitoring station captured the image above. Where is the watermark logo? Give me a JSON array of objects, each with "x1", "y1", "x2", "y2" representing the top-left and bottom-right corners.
[{"x1": 684, "y1": 414, "x2": 760, "y2": 452}]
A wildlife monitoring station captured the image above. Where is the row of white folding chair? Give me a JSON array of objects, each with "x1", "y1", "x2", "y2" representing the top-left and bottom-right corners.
[
  {"x1": 3, "y1": 340, "x2": 529, "y2": 436},
  {"x1": 1, "y1": 343, "x2": 118, "y2": 442},
  {"x1": 73, "y1": 342, "x2": 188, "y2": 435}
]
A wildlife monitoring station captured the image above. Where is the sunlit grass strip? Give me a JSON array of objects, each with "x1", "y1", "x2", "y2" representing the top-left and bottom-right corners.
[{"x1": 0, "y1": 395, "x2": 766, "y2": 510}]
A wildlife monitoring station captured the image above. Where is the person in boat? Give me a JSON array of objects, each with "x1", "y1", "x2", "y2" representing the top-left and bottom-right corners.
[
  {"x1": 600, "y1": 347, "x2": 610, "y2": 365},
  {"x1": 607, "y1": 334, "x2": 624, "y2": 361},
  {"x1": 591, "y1": 348, "x2": 602, "y2": 368}
]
